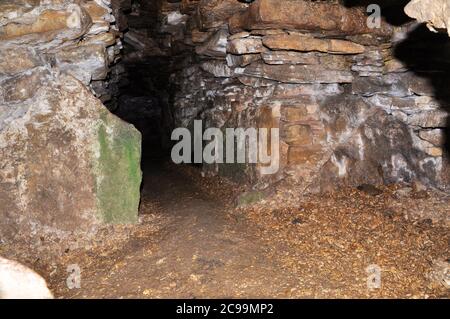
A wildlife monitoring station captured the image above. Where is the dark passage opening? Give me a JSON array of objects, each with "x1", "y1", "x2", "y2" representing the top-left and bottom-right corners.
[
  {"x1": 105, "y1": 0, "x2": 177, "y2": 170},
  {"x1": 112, "y1": 56, "x2": 172, "y2": 161}
]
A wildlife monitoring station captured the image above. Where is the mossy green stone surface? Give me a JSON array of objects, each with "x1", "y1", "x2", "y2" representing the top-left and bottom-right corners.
[
  {"x1": 95, "y1": 111, "x2": 142, "y2": 223},
  {"x1": 237, "y1": 190, "x2": 265, "y2": 206}
]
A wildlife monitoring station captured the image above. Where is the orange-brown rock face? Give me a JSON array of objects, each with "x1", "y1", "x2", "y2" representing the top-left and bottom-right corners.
[
  {"x1": 262, "y1": 34, "x2": 366, "y2": 54},
  {"x1": 229, "y1": 0, "x2": 393, "y2": 36},
  {"x1": 198, "y1": 0, "x2": 248, "y2": 30}
]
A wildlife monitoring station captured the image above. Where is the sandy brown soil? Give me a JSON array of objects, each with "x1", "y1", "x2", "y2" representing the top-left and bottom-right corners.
[{"x1": 2, "y1": 161, "x2": 449, "y2": 298}]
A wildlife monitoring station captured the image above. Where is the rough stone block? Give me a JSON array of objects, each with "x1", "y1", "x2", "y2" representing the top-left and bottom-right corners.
[
  {"x1": 227, "y1": 37, "x2": 266, "y2": 54},
  {"x1": 0, "y1": 73, "x2": 142, "y2": 242},
  {"x1": 263, "y1": 34, "x2": 365, "y2": 54}
]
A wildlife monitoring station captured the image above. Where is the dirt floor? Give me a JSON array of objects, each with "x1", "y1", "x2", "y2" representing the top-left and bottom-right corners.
[{"x1": 2, "y1": 161, "x2": 449, "y2": 298}]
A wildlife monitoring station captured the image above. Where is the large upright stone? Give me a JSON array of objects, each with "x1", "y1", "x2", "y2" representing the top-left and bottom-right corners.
[
  {"x1": 0, "y1": 72, "x2": 142, "y2": 241},
  {"x1": 229, "y1": 0, "x2": 393, "y2": 36}
]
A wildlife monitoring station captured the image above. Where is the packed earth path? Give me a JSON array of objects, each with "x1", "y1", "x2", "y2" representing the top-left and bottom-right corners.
[
  {"x1": 50, "y1": 161, "x2": 302, "y2": 298},
  {"x1": 42, "y1": 160, "x2": 449, "y2": 299}
]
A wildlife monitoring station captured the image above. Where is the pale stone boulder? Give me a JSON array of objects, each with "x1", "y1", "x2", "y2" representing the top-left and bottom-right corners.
[
  {"x1": 0, "y1": 256, "x2": 53, "y2": 299},
  {"x1": 405, "y1": 0, "x2": 450, "y2": 36}
]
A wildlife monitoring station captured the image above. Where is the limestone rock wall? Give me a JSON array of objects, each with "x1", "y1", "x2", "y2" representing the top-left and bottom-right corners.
[
  {"x1": 145, "y1": 0, "x2": 450, "y2": 191},
  {"x1": 0, "y1": 0, "x2": 125, "y2": 107},
  {"x1": 0, "y1": 0, "x2": 142, "y2": 243}
]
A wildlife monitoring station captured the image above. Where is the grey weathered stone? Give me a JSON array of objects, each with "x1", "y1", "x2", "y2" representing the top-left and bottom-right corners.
[
  {"x1": 352, "y1": 75, "x2": 412, "y2": 97},
  {"x1": 407, "y1": 110, "x2": 448, "y2": 128},
  {"x1": 53, "y1": 44, "x2": 108, "y2": 85},
  {"x1": 226, "y1": 53, "x2": 260, "y2": 67},
  {"x1": 201, "y1": 60, "x2": 234, "y2": 77},
  {"x1": 0, "y1": 0, "x2": 141, "y2": 244},
  {"x1": 195, "y1": 29, "x2": 229, "y2": 57}
]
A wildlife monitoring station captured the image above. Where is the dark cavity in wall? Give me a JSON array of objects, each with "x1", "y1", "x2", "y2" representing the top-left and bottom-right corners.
[
  {"x1": 394, "y1": 24, "x2": 450, "y2": 184},
  {"x1": 107, "y1": 0, "x2": 175, "y2": 164},
  {"x1": 342, "y1": 0, "x2": 450, "y2": 185}
]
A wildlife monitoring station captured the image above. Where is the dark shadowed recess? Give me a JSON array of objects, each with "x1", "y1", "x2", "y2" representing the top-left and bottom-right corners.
[
  {"x1": 394, "y1": 26, "x2": 450, "y2": 158},
  {"x1": 345, "y1": 0, "x2": 450, "y2": 168},
  {"x1": 342, "y1": 0, "x2": 412, "y2": 26},
  {"x1": 113, "y1": 56, "x2": 173, "y2": 161},
  {"x1": 103, "y1": 0, "x2": 175, "y2": 165}
]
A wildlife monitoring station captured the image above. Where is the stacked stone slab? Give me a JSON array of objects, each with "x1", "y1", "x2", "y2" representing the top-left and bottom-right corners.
[
  {"x1": 150, "y1": 0, "x2": 449, "y2": 191},
  {"x1": 0, "y1": 0, "x2": 142, "y2": 243}
]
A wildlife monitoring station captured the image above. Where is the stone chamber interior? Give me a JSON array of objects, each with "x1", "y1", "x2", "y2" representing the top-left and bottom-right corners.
[{"x1": 0, "y1": 0, "x2": 449, "y2": 298}]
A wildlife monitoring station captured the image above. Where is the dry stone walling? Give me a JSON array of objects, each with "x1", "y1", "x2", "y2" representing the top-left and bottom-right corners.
[
  {"x1": 0, "y1": 0, "x2": 142, "y2": 245},
  {"x1": 129, "y1": 0, "x2": 449, "y2": 192}
]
